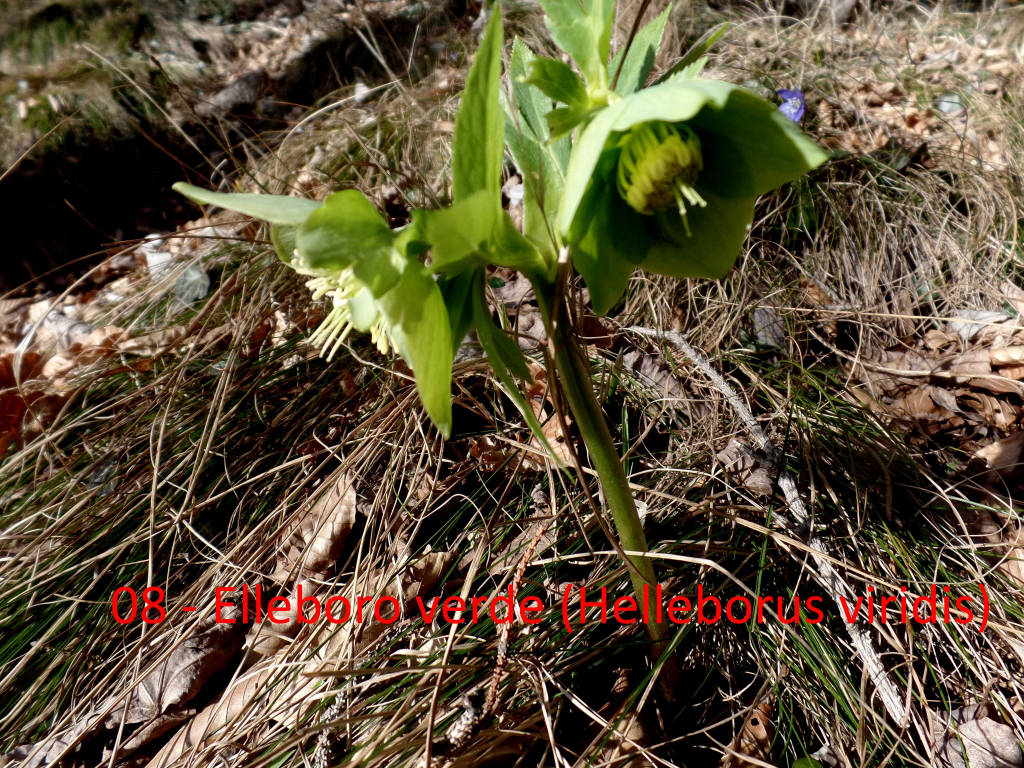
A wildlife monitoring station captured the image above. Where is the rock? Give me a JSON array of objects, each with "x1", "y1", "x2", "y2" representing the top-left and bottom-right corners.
[{"x1": 174, "y1": 264, "x2": 210, "y2": 305}]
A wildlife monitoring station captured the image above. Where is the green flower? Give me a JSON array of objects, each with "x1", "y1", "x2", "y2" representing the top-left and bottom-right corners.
[
  {"x1": 172, "y1": 183, "x2": 453, "y2": 436},
  {"x1": 559, "y1": 78, "x2": 829, "y2": 314},
  {"x1": 303, "y1": 269, "x2": 396, "y2": 361}
]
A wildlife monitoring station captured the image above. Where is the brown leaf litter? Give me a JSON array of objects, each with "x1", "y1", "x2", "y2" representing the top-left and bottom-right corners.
[{"x1": 842, "y1": 287, "x2": 1024, "y2": 600}]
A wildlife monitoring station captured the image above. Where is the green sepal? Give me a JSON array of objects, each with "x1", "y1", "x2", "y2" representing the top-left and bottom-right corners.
[
  {"x1": 559, "y1": 79, "x2": 828, "y2": 281},
  {"x1": 270, "y1": 224, "x2": 298, "y2": 263},
  {"x1": 491, "y1": 212, "x2": 550, "y2": 277},
  {"x1": 377, "y1": 262, "x2": 453, "y2": 438},
  {"x1": 644, "y1": 191, "x2": 756, "y2": 278},
  {"x1": 567, "y1": 155, "x2": 640, "y2": 314},
  {"x1": 411, "y1": 193, "x2": 549, "y2": 278},
  {"x1": 348, "y1": 287, "x2": 378, "y2": 331},
  {"x1": 296, "y1": 190, "x2": 400, "y2": 297}
]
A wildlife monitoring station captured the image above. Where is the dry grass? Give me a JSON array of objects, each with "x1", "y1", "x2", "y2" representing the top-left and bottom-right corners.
[{"x1": 2, "y1": 2, "x2": 1024, "y2": 768}]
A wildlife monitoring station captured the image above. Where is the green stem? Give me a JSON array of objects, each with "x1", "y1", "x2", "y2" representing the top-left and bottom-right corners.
[{"x1": 547, "y1": 299, "x2": 674, "y2": 675}]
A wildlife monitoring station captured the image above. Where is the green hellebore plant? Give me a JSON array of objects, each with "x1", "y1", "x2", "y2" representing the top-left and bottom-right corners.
[{"x1": 173, "y1": 0, "x2": 828, "y2": 689}]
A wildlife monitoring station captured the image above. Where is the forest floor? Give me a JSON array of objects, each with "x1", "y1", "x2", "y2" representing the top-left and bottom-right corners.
[{"x1": 2, "y1": 1, "x2": 1024, "y2": 767}]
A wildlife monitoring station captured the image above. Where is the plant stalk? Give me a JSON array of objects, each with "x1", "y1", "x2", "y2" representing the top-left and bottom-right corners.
[{"x1": 547, "y1": 298, "x2": 676, "y2": 692}]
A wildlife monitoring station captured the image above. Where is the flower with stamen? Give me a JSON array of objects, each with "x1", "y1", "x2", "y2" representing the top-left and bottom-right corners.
[
  {"x1": 559, "y1": 77, "x2": 829, "y2": 315},
  {"x1": 616, "y1": 121, "x2": 707, "y2": 234},
  {"x1": 294, "y1": 263, "x2": 397, "y2": 361}
]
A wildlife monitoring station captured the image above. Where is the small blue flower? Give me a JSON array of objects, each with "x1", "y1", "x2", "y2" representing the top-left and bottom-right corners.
[{"x1": 776, "y1": 88, "x2": 806, "y2": 123}]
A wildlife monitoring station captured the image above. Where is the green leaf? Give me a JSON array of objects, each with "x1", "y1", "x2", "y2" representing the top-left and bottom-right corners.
[
  {"x1": 504, "y1": 113, "x2": 565, "y2": 263},
  {"x1": 471, "y1": 272, "x2": 560, "y2": 461},
  {"x1": 378, "y1": 263, "x2": 453, "y2": 437},
  {"x1": 608, "y1": 5, "x2": 672, "y2": 95},
  {"x1": 526, "y1": 57, "x2": 588, "y2": 108},
  {"x1": 505, "y1": 37, "x2": 569, "y2": 263},
  {"x1": 440, "y1": 271, "x2": 476, "y2": 357},
  {"x1": 412, "y1": 191, "x2": 496, "y2": 273},
  {"x1": 453, "y1": 6, "x2": 503, "y2": 206},
  {"x1": 296, "y1": 190, "x2": 400, "y2": 296},
  {"x1": 413, "y1": 193, "x2": 549, "y2": 278},
  {"x1": 508, "y1": 37, "x2": 552, "y2": 141},
  {"x1": 546, "y1": 105, "x2": 601, "y2": 140},
  {"x1": 489, "y1": 213, "x2": 550, "y2": 276},
  {"x1": 173, "y1": 182, "x2": 320, "y2": 226},
  {"x1": 657, "y1": 23, "x2": 729, "y2": 84},
  {"x1": 540, "y1": 0, "x2": 616, "y2": 90},
  {"x1": 665, "y1": 57, "x2": 709, "y2": 83}
]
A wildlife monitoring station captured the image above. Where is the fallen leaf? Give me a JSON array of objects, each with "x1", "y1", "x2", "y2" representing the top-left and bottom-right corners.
[
  {"x1": 991, "y1": 346, "x2": 1024, "y2": 366},
  {"x1": 271, "y1": 471, "x2": 358, "y2": 584},
  {"x1": 117, "y1": 326, "x2": 188, "y2": 356},
  {"x1": 721, "y1": 698, "x2": 775, "y2": 767},
  {"x1": 752, "y1": 306, "x2": 786, "y2": 348},
  {"x1": 973, "y1": 432, "x2": 1024, "y2": 479},
  {"x1": 717, "y1": 439, "x2": 774, "y2": 497},
  {"x1": 933, "y1": 704, "x2": 1023, "y2": 768},
  {"x1": 950, "y1": 310, "x2": 1011, "y2": 343},
  {"x1": 622, "y1": 349, "x2": 686, "y2": 402}
]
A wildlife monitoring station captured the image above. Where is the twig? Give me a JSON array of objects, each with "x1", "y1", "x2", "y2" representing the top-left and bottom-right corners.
[{"x1": 628, "y1": 325, "x2": 907, "y2": 724}]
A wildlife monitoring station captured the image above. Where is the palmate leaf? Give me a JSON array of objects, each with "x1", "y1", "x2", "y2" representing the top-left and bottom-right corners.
[
  {"x1": 453, "y1": 6, "x2": 503, "y2": 206},
  {"x1": 526, "y1": 57, "x2": 589, "y2": 109},
  {"x1": 412, "y1": 191, "x2": 496, "y2": 274},
  {"x1": 508, "y1": 37, "x2": 557, "y2": 141},
  {"x1": 655, "y1": 22, "x2": 729, "y2": 85},
  {"x1": 505, "y1": 38, "x2": 569, "y2": 260},
  {"x1": 539, "y1": 0, "x2": 616, "y2": 90},
  {"x1": 411, "y1": 192, "x2": 550, "y2": 277}
]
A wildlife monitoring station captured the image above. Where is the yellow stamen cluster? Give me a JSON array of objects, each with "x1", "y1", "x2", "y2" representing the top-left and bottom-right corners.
[
  {"x1": 305, "y1": 269, "x2": 395, "y2": 361},
  {"x1": 617, "y1": 122, "x2": 707, "y2": 233}
]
